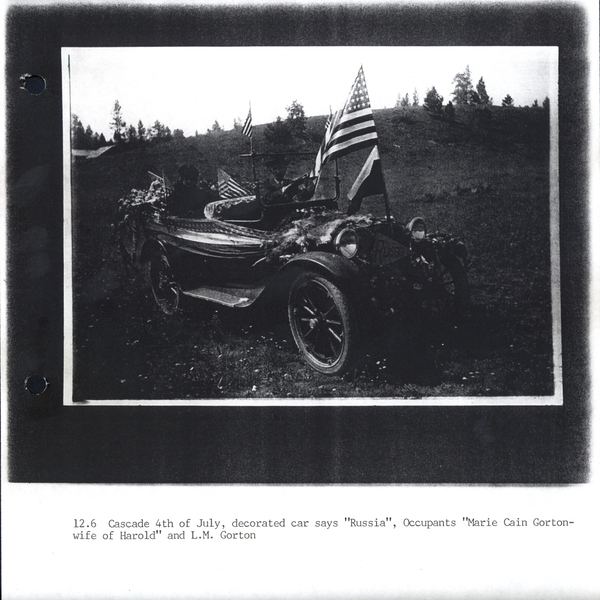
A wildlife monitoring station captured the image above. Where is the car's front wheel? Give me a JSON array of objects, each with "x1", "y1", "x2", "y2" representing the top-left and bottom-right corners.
[
  {"x1": 149, "y1": 250, "x2": 180, "y2": 314},
  {"x1": 288, "y1": 272, "x2": 358, "y2": 375},
  {"x1": 433, "y1": 255, "x2": 470, "y2": 319}
]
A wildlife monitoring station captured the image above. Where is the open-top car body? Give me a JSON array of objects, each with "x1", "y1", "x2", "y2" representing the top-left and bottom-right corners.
[{"x1": 134, "y1": 156, "x2": 469, "y2": 376}]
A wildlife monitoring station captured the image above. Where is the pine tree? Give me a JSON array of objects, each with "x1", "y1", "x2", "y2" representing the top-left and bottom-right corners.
[
  {"x1": 424, "y1": 87, "x2": 444, "y2": 115},
  {"x1": 127, "y1": 124, "x2": 138, "y2": 144},
  {"x1": 502, "y1": 94, "x2": 514, "y2": 107},
  {"x1": 110, "y1": 100, "x2": 127, "y2": 143},
  {"x1": 452, "y1": 66, "x2": 473, "y2": 105},
  {"x1": 84, "y1": 125, "x2": 95, "y2": 149},
  {"x1": 265, "y1": 116, "x2": 293, "y2": 148},
  {"x1": 286, "y1": 100, "x2": 307, "y2": 138},
  {"x1": 208, "y1": 120, "x2": 223, "y2": 133},
  {"x1": 542, "y1": 97, "x2": 550, "y2": 111},
  {"x1": 71, "y1": 114, "x2": 86, "y2": 149},
  {"x1": 412, "y1": 88, "x2": 419, "y2": 107},
  {"x1": 476, "y1": 77, "x2": 491, "y2": 106},
  {"x1": 149, "y1": 120, "x2": 164, "y2": 140},
  {"x1": 137, "y1": 120, "x2": 146, "y2": 142}
]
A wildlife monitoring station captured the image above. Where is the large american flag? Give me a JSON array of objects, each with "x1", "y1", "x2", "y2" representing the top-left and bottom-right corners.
[
  {"x1": 321, "y1": 66, "x2": 378, "y2": 164},
  {"x1": 217, "y1": 169, "x2": 252, "y2": 199},
  {"x1": 242, "y1": 106, "x2": 253, "y2": 138}
]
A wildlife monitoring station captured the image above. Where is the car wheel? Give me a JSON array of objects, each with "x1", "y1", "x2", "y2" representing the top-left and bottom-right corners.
[
  {"x1": 431, "y1": 256, "x2": 470, "y2": 318},
  {"x1": 149, "y1": 250, "x2": 180, "y2": 314},
  {"x1": 288, "y1": 272, "x2": 357, "y2": 375}
]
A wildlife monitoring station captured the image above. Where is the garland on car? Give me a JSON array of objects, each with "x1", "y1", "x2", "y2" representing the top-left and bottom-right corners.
[
  {"x1": 266, "y1": 210, "x2": 374, "y2": 264},
  {"x1": 115, "y1": 180, "x2": 166, "y2": 267}
]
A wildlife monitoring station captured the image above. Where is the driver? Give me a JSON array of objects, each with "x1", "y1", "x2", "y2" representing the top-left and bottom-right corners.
[
  {"x1": 262, "y1": 158, "x2": 291, "y2": 204},
  {"x1": 263, "y1": 159, "x2": 316, "y2": 205}
]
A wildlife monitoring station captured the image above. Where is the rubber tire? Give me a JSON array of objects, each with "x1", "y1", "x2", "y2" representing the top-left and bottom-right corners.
[
  {"x1": 149, "y1": 250, "x2": 180, "y2": 315},
  {"x1": 288, "y1": 271, "x2": 358, "y2": 375}
]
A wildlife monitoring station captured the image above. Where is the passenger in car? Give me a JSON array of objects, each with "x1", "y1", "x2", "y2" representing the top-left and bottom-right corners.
[
  {"x1": 262, "y1": 158, "x2": 292, "y2": 205},
  {"x1": 263, "y1": 159, "x2": 317, "y2": 205},
  {"x1": 166, "y1": 165, "x2": 216, "y2": 217}
]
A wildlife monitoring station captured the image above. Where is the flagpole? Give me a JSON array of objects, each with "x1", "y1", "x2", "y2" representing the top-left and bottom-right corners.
[
  {"x1": 251, "y1": 148, "x2": 260, "y2": 204},
  {"x1": 334, "y1": 159, "x2": 340, "y2": 206},
  {"x1": 377, "y1": 144, "x2": 394, "y2": 234},
  {"x1": 246, "y1": 102, "x2": 260, "y2": 204}
]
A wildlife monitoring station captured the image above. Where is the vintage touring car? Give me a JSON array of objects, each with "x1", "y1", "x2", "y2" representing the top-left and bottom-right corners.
[{"x1": 122, "y1": 157, "x2": 470, "y2": 376}]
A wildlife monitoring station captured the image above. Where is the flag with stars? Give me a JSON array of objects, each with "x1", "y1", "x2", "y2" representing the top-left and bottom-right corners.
[{"x1": 320, "y1": 66, "x2": 378, "y2": 165}]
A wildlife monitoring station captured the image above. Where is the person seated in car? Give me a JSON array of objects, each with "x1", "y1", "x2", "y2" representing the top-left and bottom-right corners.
[
  {"x1": 262, "y1": 158, "x2": 292, "y2": 205},
  {"x1": 166, "y1": 165, "x2": 216, "y2": 216},
  {"x1": 286, "y1": 173, "x2": 317, "y2": 203},
  {"x1": 263, "y1": 159, "x2": 316, "y2": 205}
]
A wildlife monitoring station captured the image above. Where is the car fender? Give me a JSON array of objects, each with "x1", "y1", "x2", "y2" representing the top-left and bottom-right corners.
[
  {"x1": 281, "y1": 251, "x2": 363, "y2": 285},
  {"x1": 138, "y1": 237, "x2": 169, "y2": 263}
]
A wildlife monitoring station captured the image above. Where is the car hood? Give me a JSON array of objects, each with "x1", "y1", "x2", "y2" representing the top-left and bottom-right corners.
[{"x1": 270, "y1": 210, "x2": 376, "y2": 254}]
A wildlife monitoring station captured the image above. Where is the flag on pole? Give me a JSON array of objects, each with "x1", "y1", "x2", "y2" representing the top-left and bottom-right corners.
[
  {"x1": 321, "y1": 66, "x2": 378, "y2": 165},
  {"x1": 242, "y1": 106, "x2": 253, "y2": 137},
  {"x1": 324, "y1": 106, "x2": 333, "y2": 130},
  {"x1": 346, "y1": 146, "x2": 385, "y2": 215},
  {"x1": 310, "y1": 107, "x2": 337, "y2": 178},
  {"x1": 217, "y1": 169, "x2": 252, "y2": 199}
]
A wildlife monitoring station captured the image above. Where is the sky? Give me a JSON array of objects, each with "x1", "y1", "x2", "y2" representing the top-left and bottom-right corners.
[{"x1": 65, "y1": 46, "x2": 557, "y2": 139}]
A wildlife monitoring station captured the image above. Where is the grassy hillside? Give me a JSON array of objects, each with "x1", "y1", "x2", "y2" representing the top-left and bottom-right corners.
[{"x1": 71, "y1": 105, "x2": 553, "y2": 399}]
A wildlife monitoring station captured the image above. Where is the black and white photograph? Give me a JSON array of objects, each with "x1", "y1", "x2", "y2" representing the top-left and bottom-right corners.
[
  {"x1": 64, "y1": 46, "x2": 560, "y2": 405},
  {"x1": 3, "y1": 2, "x2": 599, "y2": 599}
]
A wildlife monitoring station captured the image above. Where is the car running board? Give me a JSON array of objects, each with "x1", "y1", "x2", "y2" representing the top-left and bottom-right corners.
[{"x1": 182, "y1": 284, "x2": 266, "y2": 308}]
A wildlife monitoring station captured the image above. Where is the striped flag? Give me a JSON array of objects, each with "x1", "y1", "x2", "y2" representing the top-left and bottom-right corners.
[
  {"x1": 346, "y1": 146, "x2": 385, "y2": 215},
  {"x1": 217, "y1": 169, "x2": 252, "y2": 199},
  {"x1": 242, "y1": 107, "x2": 253, "y2": 137},
  {"x1": 324, "y1": 106, "x2": 333, "y2": 130},
  {"x1": 321, "y1": 66, "x2": 378, "y2": 164},
  {"x1": 310, "y1": 107, "x2": 337, "y2": 178}
]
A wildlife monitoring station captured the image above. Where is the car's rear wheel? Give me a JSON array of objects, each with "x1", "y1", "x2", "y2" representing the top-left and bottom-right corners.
[
  {"x1": 288, "y1": 272, "x2": 357, "y2": 375},
  {"x1": 149, "y1": 250, "x2": 180, "y2": 314}
]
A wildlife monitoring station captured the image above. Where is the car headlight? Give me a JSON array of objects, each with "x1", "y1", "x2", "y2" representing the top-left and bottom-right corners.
[{"x1": 335, "y1": 228, "x2": 359, "y2": 258}]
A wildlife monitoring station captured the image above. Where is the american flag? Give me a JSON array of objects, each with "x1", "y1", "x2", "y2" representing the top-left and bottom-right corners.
[
  {"x1": 242, "y1": 107, "x2": 252, "y2": 137},
  {"x1": 310, "y1": 107, "x2": 336, "y2": 178},
  {"x1": 320, "y1": 66, "x2": 378, "y2": 165},
  {"x1": 217, "y1": 169, "x2": 252, "y2": 199}
]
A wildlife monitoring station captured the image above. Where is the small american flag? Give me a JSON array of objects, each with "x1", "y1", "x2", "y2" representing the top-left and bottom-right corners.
[
  {"x1": 321, "y1": 66, "x2": 378, "y2": 164},
  {"x1": 324, "y1": 106, "x2": 333, "y2": 130},
  {"x1": 310, "y1": 107, "x2": 336, "y2": 178},
  {"x1": 242, "y1": 106, "x2": 253, "y2": 137},
  {"x1": 217, "y1": 169, "x2": 252, "y2": 199}
]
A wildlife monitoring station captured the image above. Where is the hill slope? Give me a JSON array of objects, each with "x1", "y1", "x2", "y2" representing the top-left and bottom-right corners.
[{"x1": 71, "y1": 105, "x2": 553, "y2": 399}]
